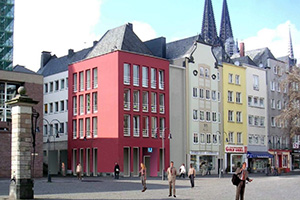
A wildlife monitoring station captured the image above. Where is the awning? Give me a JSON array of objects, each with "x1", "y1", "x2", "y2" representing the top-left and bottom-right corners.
[{"x1": 247, "y1": 151, "x2": 274, "y2": 159}]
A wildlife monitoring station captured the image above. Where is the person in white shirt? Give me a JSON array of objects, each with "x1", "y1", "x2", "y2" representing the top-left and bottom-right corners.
[{"x1": 179, "y1": 163, "x2": 186, "y2": 178}]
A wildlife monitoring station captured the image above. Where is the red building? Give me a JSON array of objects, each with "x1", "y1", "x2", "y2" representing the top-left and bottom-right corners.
[{"x1": 68, "y1": 24, "x2": 170, "y2": 177}]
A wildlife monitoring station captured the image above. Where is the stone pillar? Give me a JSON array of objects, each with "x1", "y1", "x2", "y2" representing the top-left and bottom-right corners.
[{"x1": 6, "y1": 87, "x2": 38, "y2": 200}]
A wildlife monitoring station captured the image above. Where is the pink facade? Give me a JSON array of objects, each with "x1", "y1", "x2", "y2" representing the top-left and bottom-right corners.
[{"x1": 68, "y1": 51, "x2": 170, "y2": 177}]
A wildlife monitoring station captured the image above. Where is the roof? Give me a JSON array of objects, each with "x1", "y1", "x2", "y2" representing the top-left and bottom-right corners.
[
  {"x1": 37, "y1": 47, "x2": 92, "y2": 77},
  {"x1": 86, "y1": 23, "x2": 153, "y2": 59},
  {"x1": 245, "y1": 47, "x2": 276, "y2": 67},
  {"x1": 232, "y1": 56, "x2": 257, "y2": 66},
  {"x1": 13, "y1": 65, "x2": 37, "y2": 74}
]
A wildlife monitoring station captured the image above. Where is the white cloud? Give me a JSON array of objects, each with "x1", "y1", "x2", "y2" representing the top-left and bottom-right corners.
[
  {"x1": 132, "y1": 21, "x2": 157, "y2": 42},
  {"x1": 13, "y1": 0, "x2": 102, "y2": 72},
  {"x1": 243, "y1": 21, "x2": 300, "y2": 62}
]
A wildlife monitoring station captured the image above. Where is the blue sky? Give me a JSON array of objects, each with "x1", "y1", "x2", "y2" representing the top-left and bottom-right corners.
[{"x1": 13, "y1": 0, "x2": 300, "y2": 72}]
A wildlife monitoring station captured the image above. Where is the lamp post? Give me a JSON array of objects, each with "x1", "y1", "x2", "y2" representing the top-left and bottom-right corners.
[{"x1": 43, "y1": 118, "x2": 62, "y2": 182}]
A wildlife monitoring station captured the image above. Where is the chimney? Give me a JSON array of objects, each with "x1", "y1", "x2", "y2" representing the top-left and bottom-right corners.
[
  {"x1": 93, "y1": 40, "x2": 98, "y2": 46},
  {"x1": 127, "y1": 23, "x2": 133, "y2": 31},
  {"x1": 68, "y1": 49, "x2": 74, "y2": 57},
  {"x1": 239, "y1": 42, "x2": 245, "y2": 57},
  {"x1": 40, "y1": 51, "x2": 52, "y2": 68}
]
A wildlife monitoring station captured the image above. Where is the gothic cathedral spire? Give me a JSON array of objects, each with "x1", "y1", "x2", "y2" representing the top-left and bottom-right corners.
[
  {"x1": 288, "y1": 26, "x2": 294, "y2": 59},
  {"x1": 201, "y1": 0, "x2": 219, "y2": 46}
]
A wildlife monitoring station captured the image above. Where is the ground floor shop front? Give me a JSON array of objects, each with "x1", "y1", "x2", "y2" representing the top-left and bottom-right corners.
[
  {"x1": 269, "y1": 149, "x2": 291, "y2": 173},
  {"x1": 224, "y1": 145, "x2": 248, "y2": 173},
  {"x1": 247, "y1": 151, "x2": 273, "y2": 173},
  {"x1": 189, "y1": 151, "x2": 221, "y2": 175},
  {"x1": 292, "y1": 149, "x2": 300, "y2": 170}
]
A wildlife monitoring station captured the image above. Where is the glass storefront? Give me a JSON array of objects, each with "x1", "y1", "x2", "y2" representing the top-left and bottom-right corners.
[
  {"x1": 231, "y1": 154, "x2": 243, "y2": 172},
  {"x1": 190, "y1": 154, "x2": 217, "y2": 175}
]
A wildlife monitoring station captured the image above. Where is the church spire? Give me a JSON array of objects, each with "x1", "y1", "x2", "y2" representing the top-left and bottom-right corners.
[
  {"x1": 219, "y1": 0, "x2": 233, "y2": 44},
  {"x1": 288, "y1": 26, "x2": 294, "y2": 59},
  {"x1": 201, "y1": 0, "x2": 219, "y2": 45}
]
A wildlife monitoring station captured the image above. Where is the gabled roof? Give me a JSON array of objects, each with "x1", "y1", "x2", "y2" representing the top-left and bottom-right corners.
[
  {"x1": 232, "y1": 56, "x2": 257, "y2": 66},
  {"x1": 166, "y1": 35, "x2": 201, "y2": 60},
  {"x1": 86, "y1": 23, "x2": 153, "y2": 59},
  {"x1": 13, "y1": 65, "x2": 37, "y2": 74},
  {"x1": 37, "y1": 47, "x2": 92, "y2": 77},
  {"x1": 245, "y1": 47, "x2": 276, "y2": 67}
]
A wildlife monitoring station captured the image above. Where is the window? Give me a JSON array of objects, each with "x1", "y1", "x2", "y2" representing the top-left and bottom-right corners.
[
  {"x1": 260, "y1": 117, "x2": 265, "y2": 127},
  {"x1": 79, "y1": 95, "x2": 84, "y2": 115},
  {"x1": 142, "y1": 116, "x2": 149, "y2": 137},
  {"x1": 193, "y1": 110, "x2": 198, "y2": 120},
  {"x1": 151, "y1": 117, "x2": 157, "y2": 138},
  {"x1": 206, "y1": 111, "x2": 211, "y2": 122},
  {"x1": 273, "y1": 66, "x2": 278, "y2": 74},
  {"x1": 248, "y1": 96, "x2": 252, "y2": 106},
  {"x1": 205, "y1": 68, "x2": 209, "y2": 78},
  {"x1": 199, "y1": 89, "x2": 204, "y2": 99},
  {"x1": 212, "y1": 90, "x2": 216, "y2": 101},
  {"x1": 254, "y1": 135, "x2": 259, "y2": 144},
  {"x1": 193, "y1": 88, "x2": 198, "y2": 97},
  {"x1": 79, "y1": 119, "x2": 83, "y2": 138},
  {"x1": 254, "y1": 116, "x2": 259, "y2": 126},
  {"x1": 133, "y1": 65, "x2": 139, "y2": 86},
  {"x1": 72, "y1": 120, "x2": 77, "y2": 139},
  {"x1": 151, "y1": 68, "x2": 157, "y2": 88},
  {"x1": 86, "y1": 94, "x2": 90, "y2": 113},
  {"x1": 236, "y1": 111, "x2": 242, "y2": 123},
  {"x1": 159, "y1": 117, "x2": 165, "y2": 138},
  {"x1": 271, "y1": 117, "x2": 275, "y2": 127},
  {"x1": 277, "y1": 100, "x2": 281, "y2": 110},
  {"x1": 93, "y1": 92, "x2": 97, "y2": 113},
  {"x1": 199, "y1": 67, "x2": 204, "y2": 77},
  {"x1": 212, "y1": 112, "x2": 217, "y2": 122},
  {"x1": 261, "y1": 136, "x2": 265, "y2": 145},
  {"x1": 200, "y1": 111, "x2": 204, "y2": 121},
  {"x1": 86, "y1": 70, "x2": 91, "y2": 90},
  {"x1": 237, "y1": 132, "x2": 242, "y2": 144},
  {"x1": 159, "y1": 70, "x2": 164, "y2": 90},
  {"x1": 151, "y1": 92, "x2": 157, "y2": 113},
  {"x1": 248, "y1": 115, "x2": 253, "y2": 125},
  {"x1": 124, "y1": 115, "x2": 130, "y2": 136},
  {"x1": 73, "y1": 96, "x2": 77, "y2": 116},
  {"x1": 44, "y1": 104, "x2": 48, "y2": 114},
  {"x1": 60, "y1": 79, "x2": 65, "y2": 90},
  {"x1": 50, "y1": 82, "x2": 54, "y2": 92},
  {"x1": 86, "y1": 118, "x2": 90, "y2": 137},
  {"x1": 142, "y1": 66, "x2": 148, "y2": 87},
  {"x1": 235, "y1": 75, "x2": 240, "y2": 85},
  {"x1": 218, "y1": 92, "x2": 220, "y2": 101},
  {"x1": 276, "y1": 82, "x2": 281, "y2": 92},
  {"x1": 92, "y1": 68, "x2": 98, "y2": 89},
  {"x1": 65, "y1": 122, "x2": 68, "y2": 135},
  {"x1": 66, "y1": 78, "x2": 68, "y2": 88},
  {"x1": 228, "y1": 110, "x2": 234, "y2": 122},
  {"x1": 259, "y1": 98, "x2": 264, "y2": 107},
  {"x1": 44, "y1": 124, "x2": 48, "y2": 136},
  {"x1": 270, "y1": 81, "x2": 275, "y2": 91},
  {"x1": 133, "y1": 116, "x2": 140, "y2": 137},
  {"x1": 249, "y1": 135, "x2": 253, "y2": 144},
  {"x1": 142, "y1": 91, "x2": 148, "y2": 112},
  {"x1": 206, "y1": 90, "x2": 210, "y2": 100},
  {"x1": 217, "y1": 72, "x2": 220, "y2": 81},
  {"x1": 253, "y1": 75, "x2": 259, "y2": 90},
  {"x1": 193, "y1": 133, "x2": 199, "y2": 144},
  {"x1": 66, "y1": 100, "x2": 68, "y2": 110},
  {"x1": 50, "y1": 103, "x2": 53, "y2": 113},
  {"x1": 213, "y1": 134, "x2": 218, "y2": 144},
  {"x1": 159, "y1": 94, "x2": 165, "y2": 114},
  {"x1": 228, "y1": 73, "x2": 233, "y2": 83},
  {"x1": 93, "y1": 117, "x2": 97, "y2": 137},
  {"x1": 236, "y1": 92, "x2": 241, "y2": 103},
  {"x1": 124, "y1": 64, "x2": 130, "y2": 85},
  {"x1": 228, "y1": 132, "x2": 234, "y2": 143},
  {"x1": 124, "y1": 89, "x2": 130, "y2": 110},
  {"x1": 271, "y1": 99, "x2": 275, "y2": 109},
  {"x1": 73, "y1": 74, "x2": 77, "y2": 92},
  {"x1": 228, "y1": 91, "x2": 233, "y2": 102},
  {"x1": 207, "y1": 134, "x2": 211, "y2": 144},
  {"x1": 133, "y1": 90, "x2": 140, "y2": 111},
  {"x1": 200, "y1": 133, "x2": 205, "y2": 143},
  {"x1": 253, "y1": 97, "x2": 258, "y2": 106},
  {"x1": 55, "y1": 80, "x2": 59, "y2": 91},
  {"x1": 44, "y1": 83, "x2": 48, "y2": 93},
  {"x1": 79, "y1": 72, "x2": 84, "y2": 91},
  {"x1": 60, "y1": 100, "x2": 64, "y2": 112}
]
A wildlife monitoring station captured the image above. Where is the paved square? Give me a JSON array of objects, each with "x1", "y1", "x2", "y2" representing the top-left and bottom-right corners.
[{"x1": 0, "y1": 175, "x2": 299, "y2": 199}]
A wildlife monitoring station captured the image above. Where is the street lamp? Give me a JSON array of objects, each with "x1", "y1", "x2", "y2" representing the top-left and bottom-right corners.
[{"x1": 160, "y1": 127, "x2": 171, "y2": 181}]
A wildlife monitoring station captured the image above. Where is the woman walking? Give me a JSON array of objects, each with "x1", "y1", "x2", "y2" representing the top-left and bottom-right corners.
[
  {"x1": 188, "y1": 163, "x2": 196, "y2": 188},
  {"x1": 140, "y1": 163, "x2": 147, "y2": 192}
]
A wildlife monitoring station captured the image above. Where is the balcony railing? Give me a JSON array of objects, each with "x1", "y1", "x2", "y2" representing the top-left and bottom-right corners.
[
  {"x1": 124, "y1": 101, "x2": 130, "y2": 110},
  {"x1": 142, "y1": 78, "x2": 148, "y2": 87},
  {"x1": 73, "y1": 131, "x2": 77, "y2": 139},
  {"x1": 159, "y1": 81, "x2": 164, "y2": 90},
  {"x1": 151, "y1": 129, "x2": 157, "y2": 138},
  {"x1": 133, "y1": 128, "x2": 139, "y2": 137},
  {"x1": 142, "y1": 104, "x2": 148, "y2": 112},
  {"x1": 143, "y1": 129, "x2": 149, "y2": 137},
  {"x1": 151, "y1": 105, "x2": 156, "y2": 113},
  {"x1": 151, "y1": 80, "x2": 156, "y2": 89},
  {"x1": 124, "y1": 76, "x2": 130, "y2": 85},
  {"x1": 133, "y1": 102, "x2": 139, "y2": 111},
  {"x1": 86, "y1": 81, "x2": 91, "y2": 90},
  {"x1": 73, "y1": 108, "x2": 77, "y2": 116},
  {"x1": 93, "y1": 104, "x2": 98, "y2": 113},
  {"x1": 79, "y1": 131, "x2": 84, "y2": 138},
  {"x1": 133, "y1": 77, "x2": 139, "y2": 86},
  {"x1": 73, "y1": 84, "x2": 77, "y2": 92},
  {"x1": 124, "y1": 127, "x2": 130, "y2": 136},
  {"x1": 92, "y1": 80, "x2": 98, "y2": 89},
  {"x1": 159, "y1": 105, "x2": 165, "y2": 114},
  {"x1": 86, "y1": 106, "x2": 91, "y2": 114}
]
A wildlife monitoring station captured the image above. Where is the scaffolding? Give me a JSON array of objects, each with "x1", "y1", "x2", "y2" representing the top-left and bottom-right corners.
[{"x1": 0, "y1": 0, "x2": 14, "y2": 70}]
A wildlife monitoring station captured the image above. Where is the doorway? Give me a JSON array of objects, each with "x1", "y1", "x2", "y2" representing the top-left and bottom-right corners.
[
  {"x1": 144, "y1": 156, "x2": 150, "y2": 177},
  {"x1": 123, "y1": 147, "x2": 130, "y2": 177},
  {"x1": 86, "y1": 148, "x2": 90, "y2": 176},
  {"x1": 93, "y1": 148, "x2": 98, "y2": 176},
  {"x1": 133, "y1": 147, "x2": 139, "y2": 176}
]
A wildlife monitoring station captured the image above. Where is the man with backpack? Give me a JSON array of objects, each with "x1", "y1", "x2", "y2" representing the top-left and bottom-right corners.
[{"x1": 235, "y1": 162, "x2": 253, "y2": 200}]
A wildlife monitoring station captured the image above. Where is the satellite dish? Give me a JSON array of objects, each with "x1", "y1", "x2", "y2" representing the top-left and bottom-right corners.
[{"x1": 234, "y1": 61, "x2": 240, "y2": 66}]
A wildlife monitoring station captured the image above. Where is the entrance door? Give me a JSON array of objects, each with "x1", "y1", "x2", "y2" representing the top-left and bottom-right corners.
[
  {"x1": 144, "y1": 156, "x2": 150, "y2": 177},
  {"x1": 123, "y1": 147, "x2": 130, "y2": 177},
  {"x1": 133, "y1": 148, "x2": 139, "y2": 176},
  {"x1": 73, "y1": 149, "x2": 77, "y2": 175},
  {"x1": 93, "y1": 148, "x2": 98, "y2": 176},
  {"x1": 86, "y1": 148, "x2": 90, "y2": 176}
]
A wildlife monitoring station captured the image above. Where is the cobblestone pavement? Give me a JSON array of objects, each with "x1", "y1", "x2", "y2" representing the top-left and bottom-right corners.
[{"x1": 0, "y1": 174, "x2": 300, "y2": 200}]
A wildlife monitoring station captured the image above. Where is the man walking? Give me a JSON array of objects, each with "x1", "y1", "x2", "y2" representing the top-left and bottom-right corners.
[
  {"x1": 167, "y1": 161, "x2": 177, "y2": 198},
  {"x1": 235, "y1": 162, "x2": 253, "y2": 200},
  {"x1": 179, "y1": 163, "x2": 186, "y2": 178}
]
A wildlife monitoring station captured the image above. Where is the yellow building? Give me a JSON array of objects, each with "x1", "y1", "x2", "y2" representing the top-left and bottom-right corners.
[{"x1": 222, "y1": 62, "x2": 247, "y2": 173}]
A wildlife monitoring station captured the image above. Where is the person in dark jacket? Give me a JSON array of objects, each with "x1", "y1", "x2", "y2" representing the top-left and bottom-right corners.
[
  {"x1": 235, "y1": 162, "x2": 253, "y2": 200},
  {"x1": 114, "y1": 162, "x2": 120, "y2": 179}
]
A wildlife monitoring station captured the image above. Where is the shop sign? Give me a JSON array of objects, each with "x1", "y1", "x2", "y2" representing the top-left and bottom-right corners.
[
  {"x1": 148, "y1": 148, "x2": 153, "y2": 153},
  {"x1": 225, "y1": 145, "x2": 247, "y2": 153}
]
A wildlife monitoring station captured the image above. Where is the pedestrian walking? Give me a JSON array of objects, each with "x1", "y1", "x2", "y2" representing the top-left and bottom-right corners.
[
  {"x1": 76, "y1": 163, "x2": 82, "y2": 181},
  {"x1": 61, "y1": 162, "x2": 66, "y2": 176},
  {"x1": 188, "y1": 164, "x2": 196, "y2": 188},
  {"x1": 114, "y1": 162, "x2": 120, "y2": 179},
  {"x1": 167, "y1": 161, "x2": 177, "y2": 198},
  {"x1": 140, "y1": 163, "x2": 147, "y2": 192},
  {"x1": 179, "y1": 163, "x2": 186, "y2": 178},
  {"x1": 235, "y1": 162, "x2": 253, "y2": 200}
]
